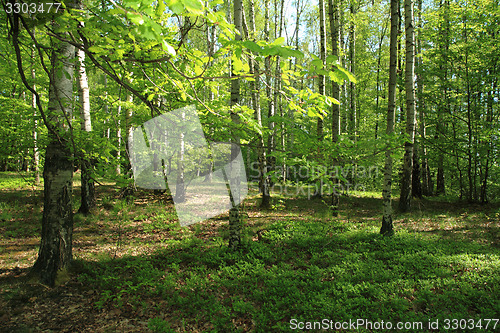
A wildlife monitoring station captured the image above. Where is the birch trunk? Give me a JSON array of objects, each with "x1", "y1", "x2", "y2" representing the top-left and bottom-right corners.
[
  {"x1": 229, "y1": 0, "x2": 243, "y2": 250},
  {"x1": 317, "y1": 0, "x2": 327, "y2": 141},
  {"x1": 328, "y1": 0, "x2": 340, "y2": 215},
  {"x1": 77, "y1": 47, "x2": 96, "y2": 215},
  {"x1": 31, "y1": 5, "x2": 76, "y2": 285},
  {"x1": 264, "y1": 0, "x2": 275, "y2": 186},
  {"x1": 348, "y1": 1, "x2": 356, "y2": 140},
  {"x1": 381, "y1": 0, "x2": 398, "y2": 235},
  {"x1": 31, "y1": 41, "x2": 40, "y2": 185},
  {"x1": 248, "y1": 0, "x2": 270, "y2": 208},
  {"x1": 398, "y1": 0, "x2": 416, "y2": 212}
]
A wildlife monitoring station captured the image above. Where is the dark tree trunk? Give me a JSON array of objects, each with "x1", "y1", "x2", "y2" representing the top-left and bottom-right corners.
[{"x1": 412, "y1": 144, "x2": 422, "y2": 198}]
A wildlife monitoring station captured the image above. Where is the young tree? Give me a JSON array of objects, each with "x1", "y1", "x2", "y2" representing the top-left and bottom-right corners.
[
  {"x1": 416, "y1": 0, "x2": 431, "y2": 196},
  {"x1": 229, "y1": 0, "x2": 244, "y2": 250},
  {"x1": 381, "y1": 0, "x2": 399, "y2": 235},
  {"x1": 247, "y1": 0, "x2": 271, "y2": 208},
  {"x1": 264, "y1": 0, "x2": 276, "y2": 185},
  {"x1": 317, "y1": 0, "x2": 327, "y2": 141},
  {"x1": 399, "y1": 0, "x2": 416, "y2": 212},
  {"x1": 328, "y1": 0, "x2": 340, "y2": 215},
  {"x1": 30, "y1": 38, "x2": 40, "y2": 185},
  {"x1": 348, "y1": 0, "x2": 356, "y2": 140},
  {"x1": 76, "y1": 43, "x2": 96, "y2": 215}
]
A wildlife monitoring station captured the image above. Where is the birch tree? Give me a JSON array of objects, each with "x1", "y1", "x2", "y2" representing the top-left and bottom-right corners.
[
  {"x1": 317, "y1": 0, "x2": 327, "y2": 141},
  {"x1": 328, "y1": 0, "x2": 340, "y2": 215},
  {"x1": 264, "y1": 0, "x2": 275, "y2": 185},
  {"x1": 248, "y1": 0, "x2": 271, "y2": 208},
  {"x1": 27, "y1": 3, "x2": 77, "y2": 286},
  {"x1": 76, "y1": 44, "x2": 96, "y2": 215},
  {"x1": 398, "y1": 0, "x2": 416, "y2": 212},
  {"x1": 229, "y1": 0, "x2": 243, "y2": 250},
  {"x1": 381, "y1": 0, "x2": 399, "y2": 235}
]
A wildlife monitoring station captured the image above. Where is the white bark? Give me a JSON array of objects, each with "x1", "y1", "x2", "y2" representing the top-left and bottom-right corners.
[
  {"x1": 381, "y1": 0, "x2": 399, "y2": 235},
  {"x1": 399, "y1": 0, "x2": 416, "y2": 212}
]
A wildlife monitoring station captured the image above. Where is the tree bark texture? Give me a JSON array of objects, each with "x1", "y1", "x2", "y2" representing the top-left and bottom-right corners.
[
  {"x1": 399, "y1": 0, "x2": 416, "y2": 212},
  {"x1": 381, "y1": 0, "x2": 399, "y2": 236},
  {"x1": 32, "y1": 10, "x2": 76, "y2": 286}
]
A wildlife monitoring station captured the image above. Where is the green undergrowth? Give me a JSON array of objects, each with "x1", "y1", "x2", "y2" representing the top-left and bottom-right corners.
[
  {"x1": 79, "y1": 218, "x2": 500, "y2": 332},
  {"x1": 1, "y1": 172, "x2": 499, "y2": 332}
]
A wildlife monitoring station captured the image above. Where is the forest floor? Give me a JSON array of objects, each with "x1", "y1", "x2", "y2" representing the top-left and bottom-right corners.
[{"x1": 0, "y1": 172, "x2": 499, "y2": 332}]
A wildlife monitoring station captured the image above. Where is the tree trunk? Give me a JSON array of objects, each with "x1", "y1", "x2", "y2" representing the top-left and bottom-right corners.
[
  {"x1": 125, "y1": 92, "x2": 134, "y2": 175},
  {"x1": 175, "y1": 112, "x2": 186, "y2": 203},
  {"x1": 248, "y1": 0, "x2": 270, "y2": 208},
  {"x1": 76, "y1": 46, "x2": 96, "y2": 215},
  {"x1": 311, "y1": 0, "x2": 327, "y2": 199},
  {"x1": 264, "y1": 0, "x2": 275, "y2": 187},
  {"x1": 328, "y1": 0, "x2": 340, "y2": 216},
  {"x1": 348, "y1": 1, "x2": 356, "y2": 141},
  {"x1": 229, "y1": 0, "x2": 243, "y2": 250},
  {"x1": 435, "y1": 0, "x2": 449, "y2": 196},
  {"x1": 317, "y1": 0, "x2": 327, "y2": 141},
  {"x1": 31, "y1": 7, "x2": 76, "y2": 286},
  {"x1": 31, "y1": 40, "x2": 40, "y2": 185},
  {"x1": 204, "y1": 15, "x2": 216, "y2": 183},
  {"x1": 398, "y1": 0, "x2": 416, "y2": 212},
  {"x1": 116, "y1": 102, "x2": 122, "y2": 175},
  {"x1": 412, "y1": 144, "x2": 422, "y2": 198},
  {"x1": 275, "y1": 0, "x2": 285, "y2": 183},
  {"x1": 381, "y1": 0, "x2": 399, "y2": 236},
  {"x1": 374, "y1": 19, "x2": 388, "y2": 140},
  {"x1": 416, "y1": 0, "x2": 431, "y2": 196}
]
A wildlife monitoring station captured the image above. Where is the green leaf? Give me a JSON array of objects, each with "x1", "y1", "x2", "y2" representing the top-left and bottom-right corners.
[
  {"x1": 233, "y1": 57, "x2": 243, "y2": 72},
  {"x1": 156, "y1": 0, "x2": 166, "y2": 15},
  {"x1": 326, "y1": 55, "x2": 339, "y2": 64},
  {"x1": 183, "y1": 0, "x2": 203, "y2": 15},
  {"x1": 311, "y1": 59, "x2": 323, "y2": 68},
  {"x1": 166, "y1": 0, "x2": 184, "y2": 14},
  {"x1": 272, "y1": 36, "x2": 285, "y2": 46},
  {"x1": 242, "y1": 41, "x2": 263, "y2": 53},
  {"x1": 88, "y1": 45, "x2": 104, "y2": 53},
  {"x1": 127, "y1": 12, "x2": 144, "y2": 25},
  {"x1": 337, "y1": 66, "x2": 356, "y2": 83},
  {"x1": 329, "y1": 70, "x2": 344, "y2": 84}
]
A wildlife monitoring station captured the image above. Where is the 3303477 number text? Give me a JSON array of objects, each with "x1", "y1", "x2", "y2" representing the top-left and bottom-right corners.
[{"x1": 3, "y1": 2, "x2": 62, "y2": 14}]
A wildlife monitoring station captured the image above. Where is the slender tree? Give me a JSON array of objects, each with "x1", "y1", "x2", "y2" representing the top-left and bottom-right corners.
[
  {"x1": 328, "y1": 0, "x2": 340, "y2": 215},
  {"x1": 229, "y1": 0, "x2": 244, "y2": 250},
  {"x1": 76, "y1": 43, "x2": 96, "y2": 215},
  {"x1": 381, "y1": 0, "x2": 399, "y2": 235},
  {"x1": 30, "y1": 36, "x2": 40, "y2": 185},
  {"x1": 264, "y1": 0, "x2": 275, "y2": 185},
  {"x1": 317, "y1": 0, "x2": 327, "y2": 141},
  {"x1": 416, "y1": 0, "x2": 431, "y2": 196},
  {"x1": 247, "y1": 0, "x2": 271, "y2": 208},
  {"x1": 399, "y1": 0, "x2": 416, "y2": 212},
  {"x1": 348, "y1": 0, "x2": 356, "y2": 140}
]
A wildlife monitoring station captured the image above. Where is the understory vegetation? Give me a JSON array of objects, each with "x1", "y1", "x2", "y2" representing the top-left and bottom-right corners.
[{"x1": 1, "y1": 173, "x2": 498, "y2": 332}]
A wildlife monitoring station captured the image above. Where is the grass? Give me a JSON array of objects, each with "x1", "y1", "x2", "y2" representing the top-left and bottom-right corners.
[{"x1": 0, "y1": 171, "x2": 499, "y2": 332}]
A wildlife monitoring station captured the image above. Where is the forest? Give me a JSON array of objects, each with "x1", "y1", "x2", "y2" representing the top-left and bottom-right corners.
[{"x1": 0, "y1": 0, "x2": 499, "y2": 331}]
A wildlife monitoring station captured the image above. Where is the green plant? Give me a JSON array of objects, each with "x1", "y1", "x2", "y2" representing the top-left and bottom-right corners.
[{"x1": 148, "y1": 317, "x2": 175, "y2": 333}]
